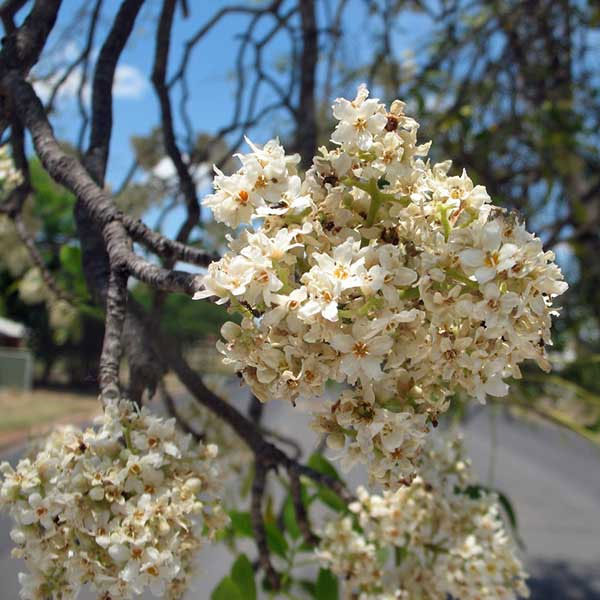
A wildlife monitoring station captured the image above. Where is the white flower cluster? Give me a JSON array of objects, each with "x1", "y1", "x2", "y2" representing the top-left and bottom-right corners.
[
  {"x1": 0, "y1": 400, "x2": 228, "y2": 600},
  {"x1": 316, "y1": 436, "x2": 529, "y2": 600},
  {"x1": 0, "y1": 145, "x2": 29, "y2": 275},
  {"x1": 0, "y1": 144, "x2": 24, "y2": 192},
  {"x1": 159, "y1": 377, "x2": 253, "y2": 499},
  {"x1": 196, "y1": 84, "x2": 567, "y2": 487}
]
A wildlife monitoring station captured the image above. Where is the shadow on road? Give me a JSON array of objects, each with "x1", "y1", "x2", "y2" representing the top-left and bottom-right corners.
[{"x1": 529, "y1": 560, "x2": 600, "y2": 599}]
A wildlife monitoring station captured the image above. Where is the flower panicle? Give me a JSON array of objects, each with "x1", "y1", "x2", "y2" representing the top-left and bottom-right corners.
[{"x1": 196, "y1": 84, "x2": 567, "y2": 490}]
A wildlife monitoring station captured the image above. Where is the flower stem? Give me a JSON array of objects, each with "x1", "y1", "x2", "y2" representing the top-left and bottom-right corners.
[{"x1": 342, "y1": 177, "x2": 410, "y2": 226}]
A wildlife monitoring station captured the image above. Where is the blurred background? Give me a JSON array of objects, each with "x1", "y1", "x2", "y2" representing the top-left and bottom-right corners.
[{"x1": 0, "y1": 1, "x2": 599, "y2": 597}]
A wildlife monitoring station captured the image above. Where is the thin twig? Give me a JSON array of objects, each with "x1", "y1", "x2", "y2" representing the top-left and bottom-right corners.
[
  {"x1": 251, "y1": 461, "x2": 280, "y2": 589},
  {"x1": 289, "y1": 468, "x2": 319, "y2": 546},
  {"x1": 85, "y1": 0, "x2": 145, "y2": 185}
]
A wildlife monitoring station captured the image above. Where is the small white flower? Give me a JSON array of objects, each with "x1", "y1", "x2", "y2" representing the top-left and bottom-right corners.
[{"x1": 331, "y1": 84, "x2": 387, "y2": 150}]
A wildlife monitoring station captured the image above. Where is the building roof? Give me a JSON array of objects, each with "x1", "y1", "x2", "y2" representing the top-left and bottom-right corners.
[{"x1": 0, "y1": 316, "x2": 26, "y2": 339}]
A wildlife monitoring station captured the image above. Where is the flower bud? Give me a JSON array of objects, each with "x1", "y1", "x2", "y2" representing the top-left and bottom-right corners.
[{"x1": 326, "y1": 432, "x2": 346, "y2": 450}]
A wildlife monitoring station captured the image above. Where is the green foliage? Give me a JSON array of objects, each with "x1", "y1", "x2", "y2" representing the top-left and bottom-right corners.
[
  {"x1": 231, "y1": 554, "x2": 256, "y2": 600},
  {"x1": 132, "y1": 283, "x2": 234, "y2": 343},
  {"x1": 282, "y1": 495, "x2": 301, "y2": 540},
  {"x1": 29, "y1": 159, "x2": 77, "y2": 241},
  {"x1": 212, "y1": 554, "x2": 256, "y2": 600},
  {"x1": 264, "y1": 521, "x2": 288, "y2": 558},
  {"x1": 228, "y1": 511, "x2": 254, "y2": 538},
  {"x1": 219, "y1": 455, "x2": 351, "y2": 599},
  {"x1": 307, "y1": 453, "x2": 347, "y2": 512},
  {"x1": 211, "y1": 576, "x2": 244, "y2": 600},
  {"x1": 0, "y1": 159, "x2": 103, "y2": 384},
  {"x1": 307, "y1": 453, "x2": 341, "y2": 481},
  {"x1": 315, "y1": 568, "x2": 339, "y2": 600}
]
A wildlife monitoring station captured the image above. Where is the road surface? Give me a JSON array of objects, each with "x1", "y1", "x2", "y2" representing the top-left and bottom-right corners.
[{"x1": 1, "y1": 392, "x2": 599, "y2": 599}]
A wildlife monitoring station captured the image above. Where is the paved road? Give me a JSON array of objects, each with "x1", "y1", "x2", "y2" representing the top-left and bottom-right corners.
[{"x1": 1, "y1": 393, "x2": 599, "y2": 599}]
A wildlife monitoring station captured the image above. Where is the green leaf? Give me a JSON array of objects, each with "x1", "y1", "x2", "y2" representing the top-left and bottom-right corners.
[
  {"x1": 299, "y1": 579, "x2": 317, "y2": 597},
  {"x1": 307, "y1": 453, "x2": 346, "y2": 512},
  {"x1": 283, "y1": 495, "x2": 301, "y2": 540},
  {"x1": 317, "y1": 487, "x2": 346, "y2": 512},
  {"x1": 395, "y1": 546, "x2": 408, "y2": 566},
  {"x1": 495, "y1": 490, "x2": 525, "y2": 548},
  {"x1": 240, "y1": 463, "x2": 254, "y2": 499},
  {"x1": 211, "y1": 576, "x2": 243, "y2": 600},
  {"x1": 315, "y1": 568, "x2": 339, "y2": 600},
  {"x1": 265, "y1": 521, "x2": 288, "y2": 558},
  {"x1": 59, "y1": 245, "x2": 82, "y2": 275},
  {"x1": 231, "y1": 554, "x2": 256, "y2": 600},
  {"x1": 496, "y1": 491, "x2": 517, "y2": 531},
  {"x1": 376, "y1": 546, "x2": 390, "y2": 566},
  {"x1": 307, "y1": 453, "x2": 341, "y2": 481},
  {"x1": 228, "y1": 511, "x2": 253, "y2": 538}
]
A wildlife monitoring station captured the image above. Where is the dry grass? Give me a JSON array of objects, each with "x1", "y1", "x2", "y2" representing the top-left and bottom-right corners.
[{"x1": 0, "y1": 388, "x2": 100, "y2": 441}]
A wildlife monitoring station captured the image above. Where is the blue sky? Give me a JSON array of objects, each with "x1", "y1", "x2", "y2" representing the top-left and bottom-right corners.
[
  {"x1": 25, "y1": 0, "x2": 430, "y2": 239},
  {"x1": 33, "y1": 0, "x2": 430, "y2": 185},
  {"x1": 11, "y1": 1, "x2": 582, "y2": 276}
]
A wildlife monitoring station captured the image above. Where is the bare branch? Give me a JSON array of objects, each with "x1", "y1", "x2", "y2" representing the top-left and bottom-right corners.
[
  {"x1": 295, "y1": 0, "x2": 318, "y2": 167},
  {"x1": 122, "y1": 214, "x2": 218, "y2": 266},
  {"x1": 0, "y1": 0, "x2": 29, "y2": 33},
  {"x1": 122, "y1": 313, "x2": 166, "y2": 405},
  {"x1": 261, "y1": 426, "x2": 302, "y2": 461},
  {"x1": 152, "y1": 0, "x2": 200, "y2": 246},
  {"x1": 0, "y1": 112, "x2": 77, "y2": 304},
  {"x1": 85, "y1": 0, "x2": 145, "y2": 184},
  {"x1": 45, "y1": 0, "x2": 103, "y2": 115},
  {"x1": 99, "y1": 268, "x2": 128, "y2": 401},
  {"x1": 168, "y1": 3, "x2": 272, "y2": 88},
  {"x1": 0, "y1": 0, "x2": 61, "y2": 78},
  {"x1": 288, "y1": 468, "x2": 319, "y2": 546},
  {"x1": 12, "y1": 212, "x2": 77, "y2": 304},
  {"x1": 3, "y1": 74, "x2": 198, "y2": 294},
  {"x1": 114, "y1": 158, "x2": 138, "y2": 196}
]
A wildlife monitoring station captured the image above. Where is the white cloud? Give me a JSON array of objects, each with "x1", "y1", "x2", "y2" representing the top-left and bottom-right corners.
[
  {"x1": 32, "y1": 69, "x2": 90, "y2": 104},
  {"x1": 113, "y1": 64, "x2": 147, "y2": 99},
  {"x1": 151, "y1": 156, "x2": 212, "y2": 195},
  {"x1": 32, "y1": 63, "x2": 147, "y2": 105}
]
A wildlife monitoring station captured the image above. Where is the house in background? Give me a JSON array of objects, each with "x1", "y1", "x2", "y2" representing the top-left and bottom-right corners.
[{"x1": 0, "y1": 316, "x2": 33, "y2": 390}]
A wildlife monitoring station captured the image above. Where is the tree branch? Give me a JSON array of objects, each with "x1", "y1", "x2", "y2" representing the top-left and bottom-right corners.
[
  {"x1": 99, "y1": 268, "x2": 128, "y2": 401},
  {"x1": 295, "y1": 0, "x2": 318, "y2": 168},
  {"x1": 289, "y1": 468, "x2": 319, "y2": 546},
  {"x1": 152, "y1": 0, "x2": 200, "y2": 247},
  {"x1": 85, "y1": 0, "x2": 145, "y2": 184},
  {"x1": 0, "y1": 0, "x2": 61, "y2": 77},
  {"x1": 45, "y1": 0, "x2": 103, "y2": 115},
  {"x1": 123, "y1": 214, "x2": 219, "y2": 266},
  {"x1": 0, "y1": 0, "x2": 29, "y2": 33},
  {"x1": 3, "y1": 74, "x2": 198, "y2": 295}
]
